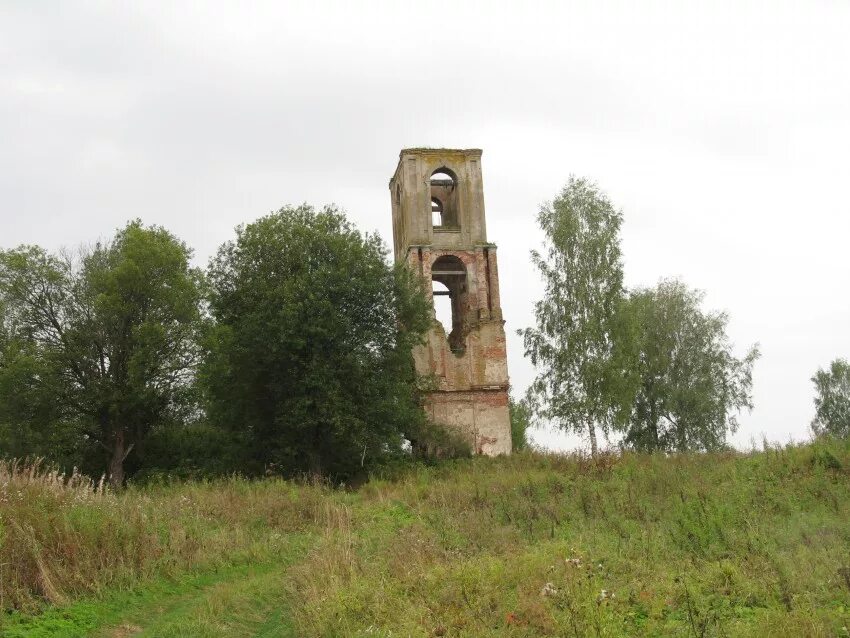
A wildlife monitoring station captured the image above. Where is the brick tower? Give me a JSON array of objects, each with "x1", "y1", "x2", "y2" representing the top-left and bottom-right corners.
[{"x1": 389, "y1": 148, "x2": 511, "y2": 455}]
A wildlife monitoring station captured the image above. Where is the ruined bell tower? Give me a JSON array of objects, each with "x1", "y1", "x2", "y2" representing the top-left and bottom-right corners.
[{"x1": 389, "y1": 148, "x2": 511, "y2": 455}]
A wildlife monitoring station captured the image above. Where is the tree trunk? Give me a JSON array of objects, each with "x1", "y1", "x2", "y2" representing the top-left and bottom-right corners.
[
  {"x1": 588, "y1": 420, "x2": 598, "y2": 458},
  {"x1": 649, "y1": 403, "x2": 660, "y2": 452},
  {"x1": 677, "y1": 422, "x2": 686, "y2": 453},
  {"x1": 306, "y1": 448, "x2": 323, "y2": 479},
  {"x1": 109, "y1": 430, "x2": 126, "y2": 489}
]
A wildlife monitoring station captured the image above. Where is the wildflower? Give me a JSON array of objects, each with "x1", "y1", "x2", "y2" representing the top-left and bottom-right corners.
[{"x1": 540, "y1": 582, "x2": 558, "y2": 597}]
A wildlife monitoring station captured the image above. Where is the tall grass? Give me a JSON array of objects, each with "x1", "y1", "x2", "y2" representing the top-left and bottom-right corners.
[
  {"x1": 0, "y1": 459, "x2": 331, "y2": 613},
  {"x1": 2, "y1": 440, "x2": 849, "y2": 636},
  {"x1": 288, "y1": 440, "x2": 850, "y2": 636}
]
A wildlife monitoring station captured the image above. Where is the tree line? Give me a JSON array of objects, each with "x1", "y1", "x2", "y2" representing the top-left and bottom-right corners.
[
  {"x1": 0, "y1": 206, "x2": 436, "y2": 487},
  {"x1": 519, "y1": 177, "x2": 848, "y2": 454},
  {"x1": 2, "y1": 181, "x2": 847, "y2": 484}
]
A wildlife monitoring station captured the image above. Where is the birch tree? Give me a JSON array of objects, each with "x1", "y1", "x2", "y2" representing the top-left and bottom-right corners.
[
  {"x1": 520, "y1": 177, "x2": 629, "y2": 456},
  {"x1": 811, "y1": 358, "x2": 850, "y2": 438},
  {"x1": 621, "y1": 280, "x2": 759, "y2": 452}
]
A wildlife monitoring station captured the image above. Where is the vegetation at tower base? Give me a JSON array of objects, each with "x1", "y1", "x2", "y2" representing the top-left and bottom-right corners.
[
  {"x1": 617, "y1": 279, "x2": 760, "y2": 453},
  {"x1": 520, "y1": 177, "x2": 629, "y2": 457},
  {"x1": 202, "y1": 204, "x2": 432, "y2": 481},
  {"x1": 0, "y1": 222, "x2": 204, "y2": 487},
  {"x1": 811, "y1": 358, "x2": 850, "y2": 438},
  {"x1": 3, "y1": 439, "x2": 850, "y2": 637}
]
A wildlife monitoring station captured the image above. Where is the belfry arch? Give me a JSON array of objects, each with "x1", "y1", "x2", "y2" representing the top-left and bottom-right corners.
[
  {"x1": 389, "y1": 148, "x2": 511, "y2": 456},
  {"x1": 431, "y1": 254, "x2": 467, "y2": 353},
  {"x1": 430, "y1": 168, "x2": 459, "y2": 228},
  {"x1": 431, "y1": 197, "x2": 444, "y2": 227}
]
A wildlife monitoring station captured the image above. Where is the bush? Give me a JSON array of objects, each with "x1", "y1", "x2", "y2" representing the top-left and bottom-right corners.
[
  {"x1": 409, "y1": 420, "x2": 473, "y2": 460},
  {"x1": 131, "y1": 423, "x2": 256, "y2": 482}
]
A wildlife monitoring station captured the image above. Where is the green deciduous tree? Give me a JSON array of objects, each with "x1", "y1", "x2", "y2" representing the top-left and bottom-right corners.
[
  {"x1": 811, "y1": 358, "x2": 850, "y2": 438},
  {"x1": 621, "y1": 279, "x2": 759, "y2": 452},
  {"x1": 202, "y1": 204, "x2": 431, "y2": 480},
  {"x1": 0, "y1": 298, "x2": 75, "y2": 461},
  {"x1": 509, "y1": 396, "x2": 531, "y2": 451},
  {"x1": 520, "y1": 177, "x2": 629, "y2": 456},
  {"x1": 0, "y1": 222, "x2": 204, "y2": 486}
]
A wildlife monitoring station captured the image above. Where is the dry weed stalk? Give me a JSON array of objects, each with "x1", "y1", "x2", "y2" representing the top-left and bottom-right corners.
[{"x1": 0, "y1": 458, "x2": 106, "y2": 502}]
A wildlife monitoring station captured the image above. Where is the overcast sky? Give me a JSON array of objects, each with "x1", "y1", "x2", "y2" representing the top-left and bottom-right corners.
[{"x1": 2, "y1": 1, "x2": 849, "y2": 451}]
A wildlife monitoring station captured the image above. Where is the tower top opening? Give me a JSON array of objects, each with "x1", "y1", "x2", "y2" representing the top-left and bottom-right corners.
[{"x1": 388, "y1": 147, "x2": 489, "y2": 258}]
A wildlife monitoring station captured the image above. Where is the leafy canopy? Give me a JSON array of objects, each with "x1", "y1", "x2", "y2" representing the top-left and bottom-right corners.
[
  {"x1": 520, "y1": 177, "x2": 760, "y2": 455},
  {"x1": 620, "y1": 279, "x2": 759, "y2": 452},
  {"x1": 509, "y1": 397, "x2": 531, "y2": 451},
  {"x1": 0, "y1": 221, "x2": 204, "y2": 485},
  {"x1": 811, "y1": 358, "x2": 850, "y2": 438},
  {"x1": 0, "y1": 295, "x2": 73, "y2": 461},
  {"x1": 203, "y1": 204, "x2": 431, "y2": 479},
  {"x1": 520, "y1": 177, "x2": 629, "y2": 455}
]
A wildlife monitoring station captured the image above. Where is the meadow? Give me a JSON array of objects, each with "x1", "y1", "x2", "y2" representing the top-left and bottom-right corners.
[{"x1": 1, "y1": 439, "x2": 849, "y2": 637}]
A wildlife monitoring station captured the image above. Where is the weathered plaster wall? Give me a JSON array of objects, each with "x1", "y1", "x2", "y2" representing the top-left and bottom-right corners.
[{"x1": 423, "y1": 389, "x2": 511, "y2": 456}]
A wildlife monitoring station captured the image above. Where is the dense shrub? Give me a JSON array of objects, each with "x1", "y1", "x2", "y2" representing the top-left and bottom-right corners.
[
  {"x1": 408, "y1": 419, "x2": 473, "y2": 460},
  {"x1": 131, "y1": 423, "x2": 257, "y2": 482},
  {"x1": 202, "y1": 205, "x2": 431, "y2": 481}
]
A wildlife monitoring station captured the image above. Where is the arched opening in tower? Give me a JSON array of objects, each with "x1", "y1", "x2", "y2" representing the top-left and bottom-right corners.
[
  {"x1": 431, "y1": 254, "x2": 467, "y2": 354},
  {"x1": 430, "y1": 168, "x2": 459, "y2": 228},
  {"x1": 432, "y1": 280, "x2": 452, "y2": 334},
  {"x1": 431, "y1": 197, "x2": 443, "y2": 227}
]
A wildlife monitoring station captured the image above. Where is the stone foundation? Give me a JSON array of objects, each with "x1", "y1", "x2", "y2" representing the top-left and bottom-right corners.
[{"x1": 423, "y1": 389, "x2": 511, "y2": 456}]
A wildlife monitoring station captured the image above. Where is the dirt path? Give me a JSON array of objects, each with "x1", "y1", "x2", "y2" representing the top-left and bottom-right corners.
[
  {"x1": 2, "y1": 536, "x2": 310, "y2": 638},
  {"x1": 96, "y1": 563, "x2": 296, "y2": 638}
]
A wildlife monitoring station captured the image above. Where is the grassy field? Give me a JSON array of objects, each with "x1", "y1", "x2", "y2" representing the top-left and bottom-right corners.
[{"x1": 2, "y1": 439, "x2": 849, "y2": 637}]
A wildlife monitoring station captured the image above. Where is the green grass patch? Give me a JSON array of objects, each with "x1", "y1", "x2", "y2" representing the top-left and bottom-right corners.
[
  {"x1": 2, "y1": 533, "x2": 312, "y2": 637},
  {"x1": 3, "y1": 439, "x2": 850, "y2": 636}
]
